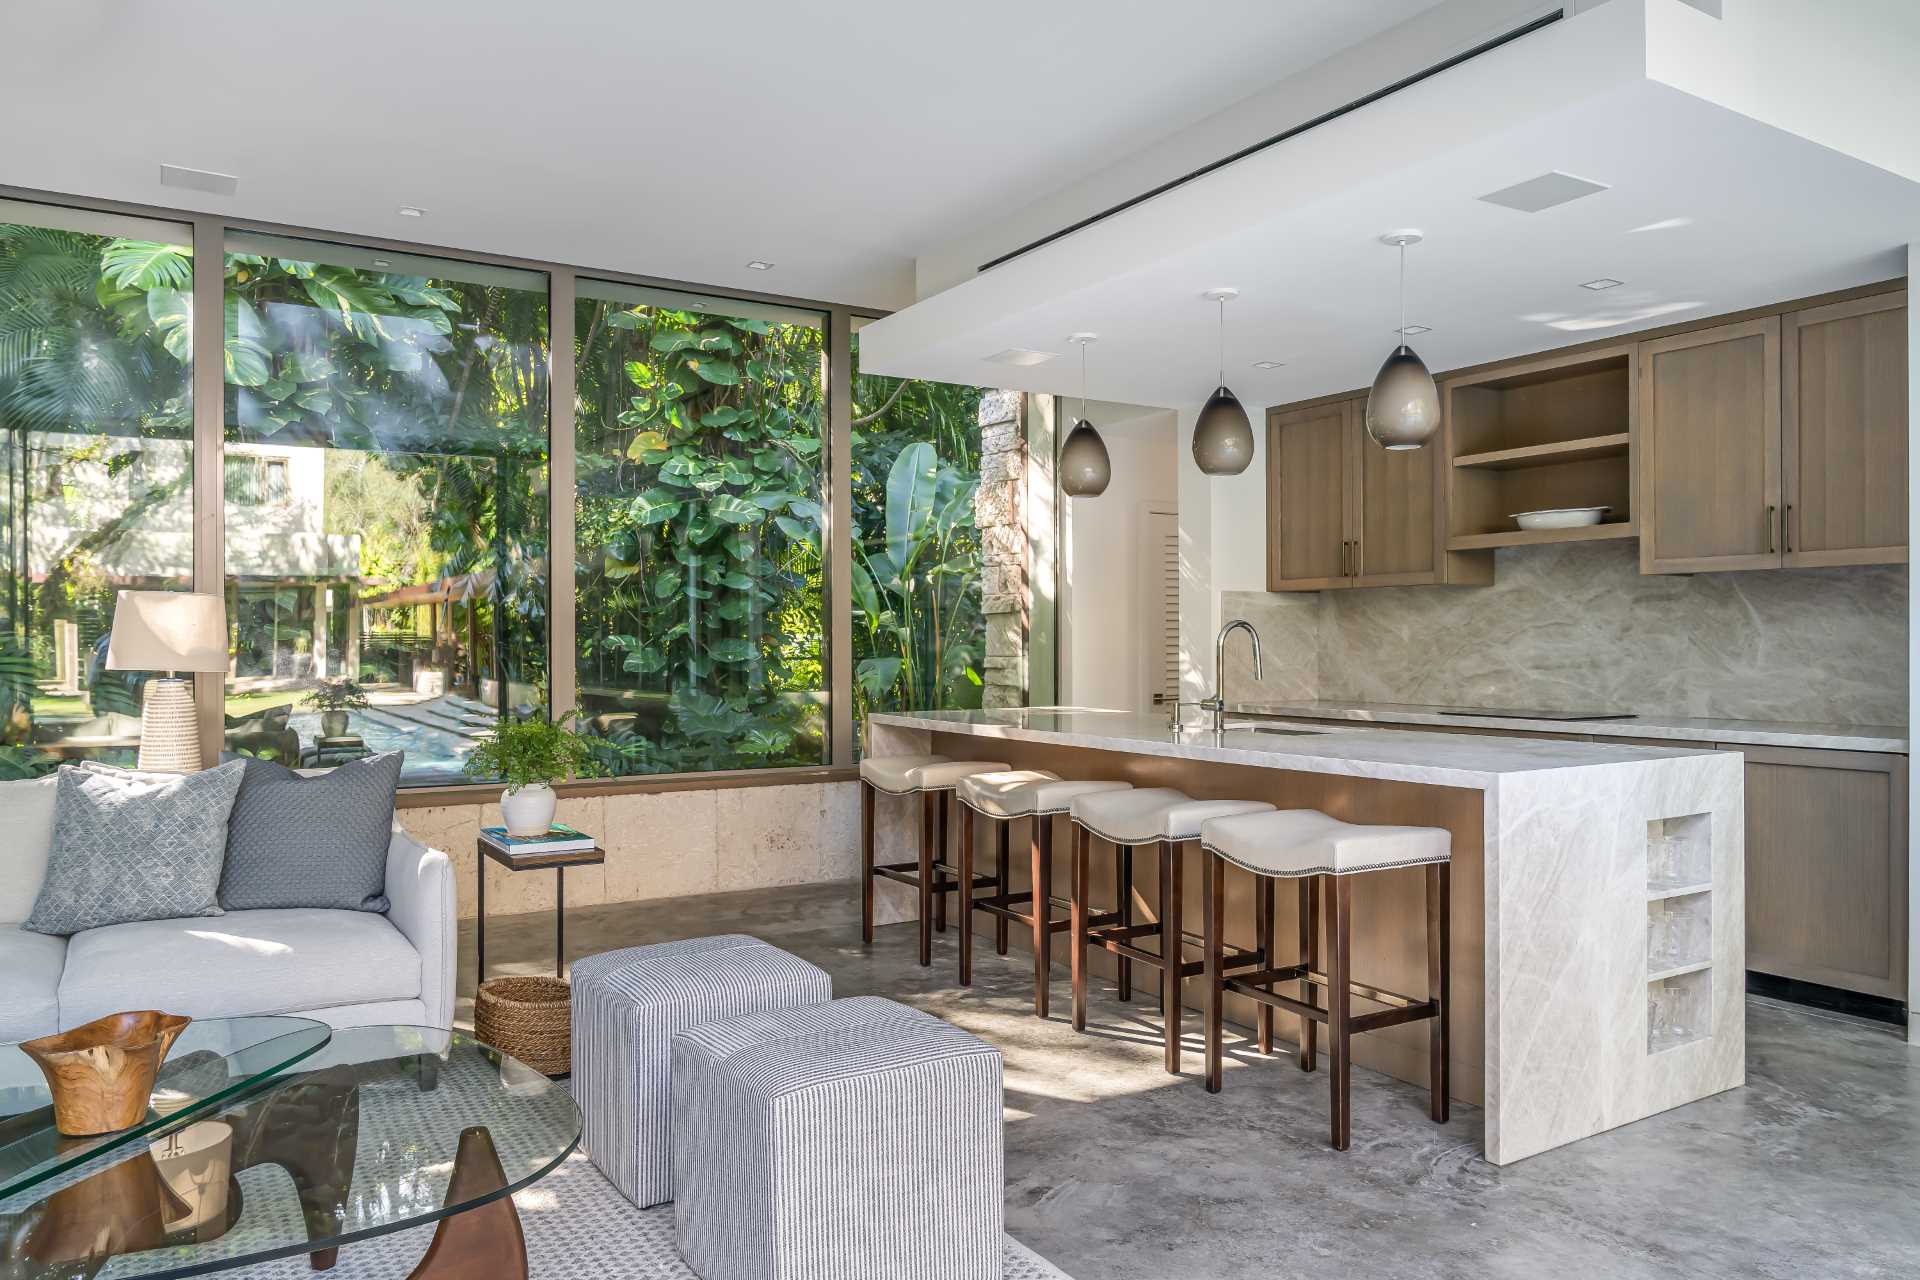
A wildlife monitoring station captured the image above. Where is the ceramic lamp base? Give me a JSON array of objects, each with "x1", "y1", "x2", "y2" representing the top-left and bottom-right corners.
[{"x1": 137, "y1": 678, "x2": 202, "y2": 774}]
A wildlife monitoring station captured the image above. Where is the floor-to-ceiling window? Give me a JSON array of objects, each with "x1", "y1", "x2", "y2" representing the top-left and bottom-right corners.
[
  {"x1": 211, "y1": 233, "x2": 550, "y2": 783},
  {"x1": 0, "y1": 199, "x2": 195, "y2": 776},
  {"x1": 848, "y1": 320, "x2": 996, "y2": 743},
  {"x1": 573, "y1": 282, "x2": 827, "y2": 774}
]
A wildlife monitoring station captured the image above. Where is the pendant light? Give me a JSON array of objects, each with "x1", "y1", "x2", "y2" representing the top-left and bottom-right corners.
[
  {"x1": 1192, "y1": 288, "x2": 1254, "y2": 475},
  {"x1": 1364, "y1": 232, "x2": 1441, "y2": 451},
  {"x1": 1059, "y1": 332, "x2": 1111, "y2": 497}
]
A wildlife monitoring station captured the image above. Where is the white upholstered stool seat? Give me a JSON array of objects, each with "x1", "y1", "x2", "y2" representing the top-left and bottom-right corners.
[
  {"x1": 958, "y1": 770, "x2": 1133, "y2": 819},
  {"x1": 857, "y1": 753, "x2": 948, "y2": 794},
  {"x1": 1200, "y1": 809, "x2": 1451, "y2": 878},
  {"x1": 1069, "y1": 787, "x2": 1276, "y2": 845}
]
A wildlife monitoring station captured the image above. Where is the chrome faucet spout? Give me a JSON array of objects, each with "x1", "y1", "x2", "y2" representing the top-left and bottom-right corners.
[{"x1": 1203, "y1": 619, "x2": 1262, "y2": 734}]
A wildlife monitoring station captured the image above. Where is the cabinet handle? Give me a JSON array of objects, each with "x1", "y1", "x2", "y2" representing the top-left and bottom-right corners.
[
  {"x1": 1353, "y1": 538, "x2": 1362, "y2": 578},
  {"x1": 1339, "y1": 540, "x2": 1348, "y2": 577},
  {"x1": 1766, "y1": 504, "x2": 1776, "y2": 554},
  {"x1": 1784, "y1": 503, "x2": 1793, "y2": 555}
]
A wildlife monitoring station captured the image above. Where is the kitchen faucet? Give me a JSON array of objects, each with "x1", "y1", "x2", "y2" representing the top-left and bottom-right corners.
[{"x1": 1172, "y1": 619, "x2": 1263, "y2": 734}]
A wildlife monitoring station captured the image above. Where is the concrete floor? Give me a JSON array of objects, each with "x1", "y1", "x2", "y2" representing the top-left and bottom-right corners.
[{"x1": 462, "y1": 883, "x2": 1920, "y2": 1280}]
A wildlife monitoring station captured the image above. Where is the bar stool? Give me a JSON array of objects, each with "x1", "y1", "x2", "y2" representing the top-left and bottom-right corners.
[
  {"x1": 1197, "y1": 808, "x2": 1451, "y2": 1151},
  {"x1": 954, "y1": 770, "x2": 1132, "y2": 1017},
  {"x1": 859, "y1": 754, "x2": 1010, "y2": 966},
  {"x1": 1067, "y1": 787, "x2": 1277, "y2": 1073}
]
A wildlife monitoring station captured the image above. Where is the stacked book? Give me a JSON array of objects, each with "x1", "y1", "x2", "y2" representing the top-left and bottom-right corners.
[{"x1": 479, "y1": 822, "x2": 597, "y2": 858}]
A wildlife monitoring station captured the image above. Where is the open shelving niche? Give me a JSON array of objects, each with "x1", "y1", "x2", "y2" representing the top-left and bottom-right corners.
[
  {"x1": 1444, "y1": 348, "x2": 1636, "y2": 551},
  {"x1": 1647, "y1": 813, "x2": 1713, "y2": 1054}
]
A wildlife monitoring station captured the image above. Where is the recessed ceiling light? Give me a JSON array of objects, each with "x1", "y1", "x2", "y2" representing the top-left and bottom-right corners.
[
  {"x1": 1253, "y1": 360, "x2": 1285, "y2": 370},
  {"x1": 1580, "y1": 278, "x2": 1624, "y2": 291},
  {"x1": 985, "y1": 348, "x2": 1060, "y2": 367},
  {"x1": 1396, "y1": 324, "x2": 1432, "y2": 336},
  {"x1": 397, "y1": 205, "x2": 425, "y2": 218},
  {"x1": 371, "y1": 258, "x2": 392, "y2": 268},
  {"x1": 745, "y1": 260, "x2": 774, "y2": 271}
]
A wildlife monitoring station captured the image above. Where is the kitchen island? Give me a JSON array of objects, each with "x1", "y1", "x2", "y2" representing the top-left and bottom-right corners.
[{"x1": 867, "y1": 708, "x2": 1745, "y2": 1165}]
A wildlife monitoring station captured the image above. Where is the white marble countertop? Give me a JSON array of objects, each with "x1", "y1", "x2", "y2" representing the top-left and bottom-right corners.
[
  {"x1": 870, "y1": 707, "x2": 1724, "y2": 791},
  {"x1": 1226, "y1": 699, "x2": 1909, "y2": 754}
]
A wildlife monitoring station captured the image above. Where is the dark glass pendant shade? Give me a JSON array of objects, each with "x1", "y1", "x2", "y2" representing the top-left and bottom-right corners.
[
  {"x1": 1059, "y1": 418, "x2": 1112, "y2": 496},
  {"x1": 1364, "y1": 344, "x2": 1441, "y2": 450},
  {"x1": 1192, "y1": 385, "x2": 1254, "y2": 475}
]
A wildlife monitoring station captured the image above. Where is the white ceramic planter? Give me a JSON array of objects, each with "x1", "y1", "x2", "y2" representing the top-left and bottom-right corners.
[
  {"x1": 320, "y1": 710, "x2": 350, "y2": 738},
  {"x1": 501, "y1": 782, "x2": 557, "y2": 837}
]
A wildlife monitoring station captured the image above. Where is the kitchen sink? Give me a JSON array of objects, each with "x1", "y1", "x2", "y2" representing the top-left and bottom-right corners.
[{"x1": 1222, "y1": 723, "x2": 1324, "y2": 736}]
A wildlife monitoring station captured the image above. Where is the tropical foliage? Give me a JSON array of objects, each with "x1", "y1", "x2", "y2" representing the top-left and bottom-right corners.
[
  {"x1": 2, "y1": 220, "x2": 995, "y2": 783},
  {"x1": 462, "y1": 710, "x2": 603, "y2": 790}
]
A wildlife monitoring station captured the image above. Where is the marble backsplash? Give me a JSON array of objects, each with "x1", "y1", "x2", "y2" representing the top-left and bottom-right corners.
[{"x1": 1222, "y1": 540, "x2": 1907, "y2": 725}]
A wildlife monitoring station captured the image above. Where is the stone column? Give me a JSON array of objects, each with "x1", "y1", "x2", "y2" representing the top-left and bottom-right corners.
[{"x1": 974, "y1": 390, "x2": 1027, "y2": 709}]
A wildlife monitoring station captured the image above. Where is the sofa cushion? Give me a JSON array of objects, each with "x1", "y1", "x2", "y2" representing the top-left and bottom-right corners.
[
  {"x1": 220, "y1": 751, "x2": 403, "y2": 913},
  {"x1": 25, "y1": 761, "x2": 246, "y2": 936},
  {"x1": 0, "y1": 927, "x2": 66, "y2": 1042},
  {"x1": 57, "y1": 908, "x2": 422, "y2": 1030},
  {"x1": 0, "y1": 776, "x2": 58, "y2": 927}
]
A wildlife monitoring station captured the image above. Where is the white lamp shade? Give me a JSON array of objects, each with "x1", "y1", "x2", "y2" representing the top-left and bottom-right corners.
[{"x1": 107, "y1": 591, "x2": 229, "y2": 673}]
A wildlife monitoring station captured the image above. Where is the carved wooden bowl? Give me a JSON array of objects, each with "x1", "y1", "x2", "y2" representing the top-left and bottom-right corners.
[{"x1": 19, "y1": 1010, "x2": 193, "y2": 1136}]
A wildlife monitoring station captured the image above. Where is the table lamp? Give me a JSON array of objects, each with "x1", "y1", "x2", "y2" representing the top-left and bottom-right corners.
[{"x1": 106, "y1": 591, "x2": 229, "y2": 773}]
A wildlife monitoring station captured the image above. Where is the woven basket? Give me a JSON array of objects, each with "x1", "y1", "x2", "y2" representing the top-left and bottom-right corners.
[{"x1": 475, "y1": 976, "x2": 572, "y2": 1077}]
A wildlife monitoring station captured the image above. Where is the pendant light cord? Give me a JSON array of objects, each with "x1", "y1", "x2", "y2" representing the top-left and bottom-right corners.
[
  {"x1": 1397, "y1": 241, "x2": 1407, "y2": 349},
  {"x1": 1080, "y1": 339, "x2": 1088, "y2": 421},
  {"x1": 1217, "y1": 296, "x2": 1226, "y2": 384}
]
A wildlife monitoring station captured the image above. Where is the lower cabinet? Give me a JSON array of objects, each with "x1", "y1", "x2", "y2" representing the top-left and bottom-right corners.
[{"x1": 1729, "y1": 745, "x2": 1907, "y2": 1002}]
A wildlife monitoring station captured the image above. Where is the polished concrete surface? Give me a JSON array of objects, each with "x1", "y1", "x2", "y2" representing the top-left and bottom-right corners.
[{"x1": 462, "y1": 882, "x2": 1920, "y2": 1280}]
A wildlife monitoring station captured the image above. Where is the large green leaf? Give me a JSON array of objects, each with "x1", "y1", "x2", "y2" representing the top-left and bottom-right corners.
[
  {"x1": 103, "y1": 240, "x2": 192, "y2": 290},
  {"x1": 684, "y1": 357, "x2": 738, "y2": 386},
  {"x1": 145, "y1": 287, "x2": 192, "y2": 363},
  {"x1": 630, "y1": 488, "x2": 681, "y2": 524},
  {"x1": 856, "y1": 657, "x2": 902, "y2": 699},
  {"x1": 884, "y1": 441, "x2": 938, "y2": 566}
]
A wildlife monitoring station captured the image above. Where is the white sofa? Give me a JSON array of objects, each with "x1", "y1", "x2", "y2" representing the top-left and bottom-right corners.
[{"x1": 0, "y1": 774, "x2": 455, "y2": 1043}]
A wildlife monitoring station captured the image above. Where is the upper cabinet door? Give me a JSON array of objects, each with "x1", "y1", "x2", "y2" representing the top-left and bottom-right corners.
[
  {"x1": 1784, "y1": 293, "x2": 1907, "y2": 568},
  {"x1": 1353, "y1": 408, "x2": 1438, "y2": 585},
  {"x1": 1640, "y1": 317, "x2": 1783, "y2": 574},
  {"x1": 1267, "y1": 399, "x2": 1352, "y2": 590}
]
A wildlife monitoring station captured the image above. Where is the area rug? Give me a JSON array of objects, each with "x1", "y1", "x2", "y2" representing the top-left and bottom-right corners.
[{"x1": 202, "y1": 1153, "x2": 1072, "y2": 1279}]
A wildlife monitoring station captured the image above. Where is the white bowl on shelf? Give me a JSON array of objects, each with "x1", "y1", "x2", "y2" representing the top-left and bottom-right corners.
[{"x1": 1511, "y1": 506, "x2": 1609, "y2": 530}]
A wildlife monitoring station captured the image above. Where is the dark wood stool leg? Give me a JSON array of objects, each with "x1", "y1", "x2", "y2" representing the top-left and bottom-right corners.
[
  {"x1": 1327, "y1": 873, "x2": 1353, "y2": 1151},
  {"x1": 1032, "y1": 814, "x2": 1055, "y2": 1018},
  {"x1": 1203, "y1": 848, "x2": 1225, "y2": 1093},
  {"x1": 917, "y1": 792, "x2": 935, "y2": 967},
  {"x1": 860, "y1": 781, "x2": 875, "y2": 945},
  {"x1": 958, "y1": 803, "x2": 976, "y2": 986},
  {"x1": 1256, "y1": 875, "x2": 1275, "y2": 1055},
  {"x1": 1162, "y1": 839, "x2": 1185, "y2": 1075},
  {"x1": 1297, "y1": 877, "x2": 1318, "y2": 1072},
  {"x1": 1071, "y1": 822, "x2": 1090, "y2": 1032},
  {"x1": 1116, "y1": 843, "x2": 1134, "y2": 1002},
  {"x1": 1428, "y1": 862, "x2": 1451, "y2": 1124},
  {"x1": 994, "y1": 821, "x2": 1011, "y2": 956},
  {"x1": 933, "y1": 792, "x2": 950, "y2": 932}
]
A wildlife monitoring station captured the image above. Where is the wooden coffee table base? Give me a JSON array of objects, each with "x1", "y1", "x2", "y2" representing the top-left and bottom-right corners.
[{"x1": 405, "y1": 1126, "x2": 528, "y2": 1279}]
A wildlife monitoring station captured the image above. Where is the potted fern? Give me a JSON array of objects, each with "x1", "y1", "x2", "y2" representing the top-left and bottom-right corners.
[
  {"x1": 304, "y1": 678, "x2": 371, "y2": 738},
  {"x1": 463, "y1": 712, "x2": 603, "y2": 836}
]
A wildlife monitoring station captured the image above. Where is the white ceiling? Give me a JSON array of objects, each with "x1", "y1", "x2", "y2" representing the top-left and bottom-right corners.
[
  {"x1": 2, "y1": 0, "x2": 1446, "y2": 309},
  {"x1": 858, "y1": 0, "x2": 1920, "y2": 409}
]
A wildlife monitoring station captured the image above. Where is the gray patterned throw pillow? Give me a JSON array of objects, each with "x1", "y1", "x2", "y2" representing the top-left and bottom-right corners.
[
  {"x1": 24, "y1": 760, "x2": 247, "y2": 936},
  {"x1": 219, "y1": 752, "x2": 403, "y2": 912}
]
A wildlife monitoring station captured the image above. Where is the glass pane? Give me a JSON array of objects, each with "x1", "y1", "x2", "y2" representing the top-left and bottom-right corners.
[
  {"x1": 850, "y1": 323, "x2": 1004, "y2": 747},
  {"x1": 221, "y1": 234, "x2": 549, "y2": 786},
  {"x1": 574, "y1": 281, "x2": 827, "y2": 774},
  {"x1": 0, "y1": 201, "x2": 195, "y2": 777}
]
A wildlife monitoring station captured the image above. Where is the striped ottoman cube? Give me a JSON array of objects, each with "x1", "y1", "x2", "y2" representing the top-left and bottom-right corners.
[
  {"x1": 672, "y1": 995, "x2": 1005, "y2": 1280},
  {"x1": 571, "y1": 935, "x2": 831, "y2": 1208}
]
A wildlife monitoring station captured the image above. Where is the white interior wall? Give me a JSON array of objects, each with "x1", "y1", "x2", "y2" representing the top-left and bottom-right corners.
[
  {"x1": 1061, "y1": 409, "x2": 1178, "y2": 711},
  {"x1": 1176, "y1": 402, "x2": 1273, "y2": 700},
  {"x1": 1908, "y1": 241, "x2": 1919, "y2": 1045}
]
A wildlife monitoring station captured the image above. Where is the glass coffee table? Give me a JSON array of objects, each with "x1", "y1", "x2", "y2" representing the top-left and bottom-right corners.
[
  {"x1": 1, "y1": 1015, "x2": 333, "y2": 1201},
  {"x1": 0, "y1": 1025, "x2": 581, "y2": 1279}
]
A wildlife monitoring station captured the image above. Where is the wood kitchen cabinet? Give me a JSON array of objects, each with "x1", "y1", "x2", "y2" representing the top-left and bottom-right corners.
[
  {"x1": 1783, "y1": 292, "x2": 1908, "y2": 567},
  {"x1": 1639, "y1": 317, "x2": 1784, "y2": 573},
  {"x1": 1641, "y1": 292, "x2": 1908, "y2": 574},
  {"x1": 1732, "y1": 745, "x2": 1907, "y2": 1002},
  {"x1": 1266, "y1": 396, "x2": 1489, "y2": 591}
]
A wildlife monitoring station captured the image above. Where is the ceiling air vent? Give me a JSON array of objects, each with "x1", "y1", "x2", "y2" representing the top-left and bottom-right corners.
[
  {"x1": 1477, "y1": 171, "x2": 1609, "y2": 213},
  {"x1": 159, "y1": 164, "x2": 238, "y2": 196}
]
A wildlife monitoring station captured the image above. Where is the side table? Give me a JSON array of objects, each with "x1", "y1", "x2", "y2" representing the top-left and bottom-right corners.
[{"x1": 474, "y1": 836, "x2": 606, "y2": 983}]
